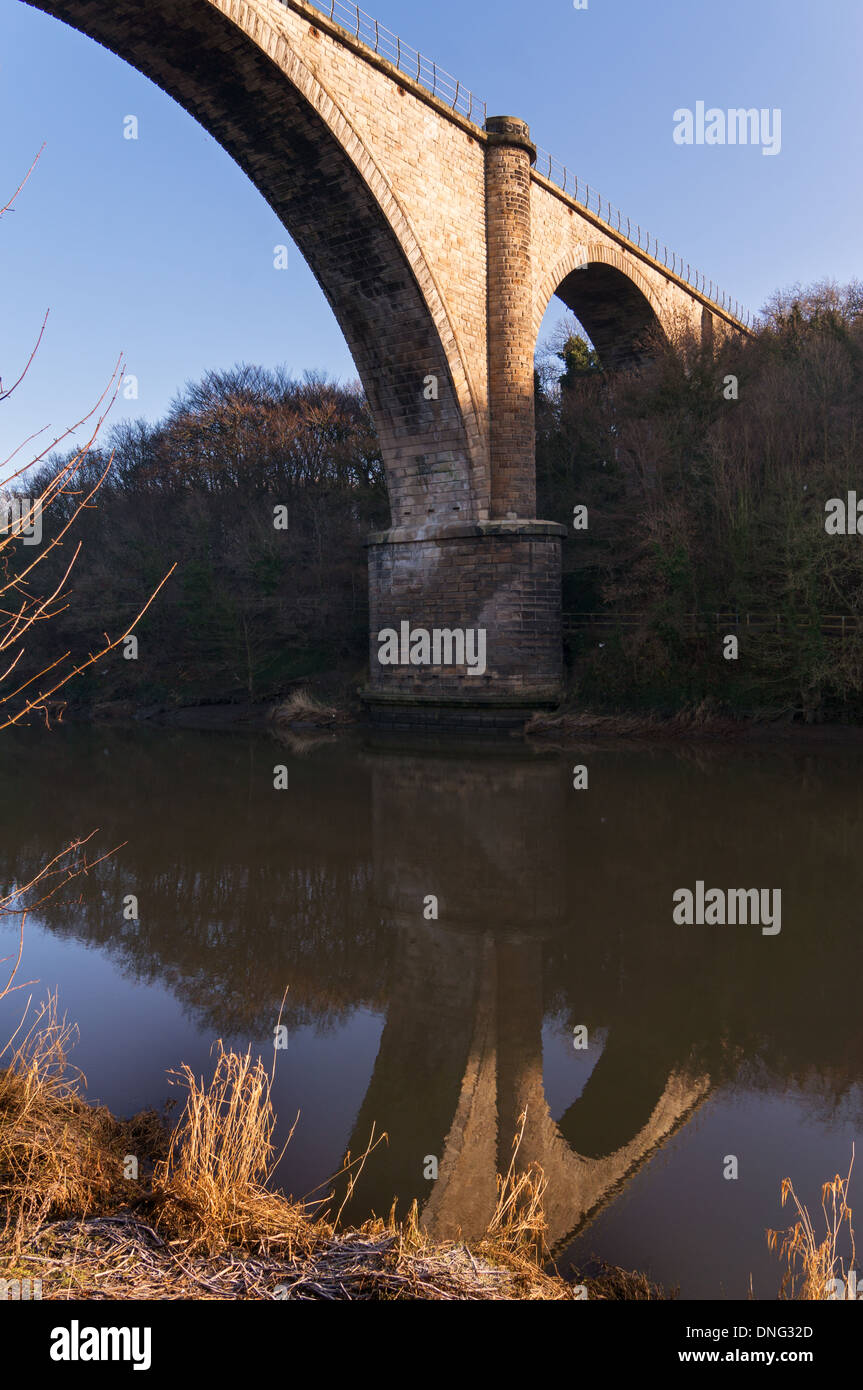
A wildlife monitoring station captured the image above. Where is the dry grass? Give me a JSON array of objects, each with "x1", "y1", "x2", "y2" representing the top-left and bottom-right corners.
[
  {"x1": 767, "y1": 1148, "x2": 856, "y2": 1299},
  {"x1": 152, "y1": 1042, "x2": 310, "y2": 1256},
  {"x1": 0, "y1": 1017, "x2": 664, "y2": 1299},
  {"x1": 569, "y1": 1260, "x2": 675, "y2": 1300},
  {"x1": 525, "y1": 703, "x2": 746, "y2": 742},
  {"x1": 272, "y1": 689, "x2": 350, "y2": 729},
  {"x1": 482, "y1": 1112, "x2": 549, "y2": 1262},
  {"x1": 148, "y1": 1042, "x2": 573, "y2": 1293},
  {"x1": 0, "y1": 995, "x2": 162, "y2": 1252},
  {"x1": 10, "y1": 1215, "x2": 576, "y2": 1301}
]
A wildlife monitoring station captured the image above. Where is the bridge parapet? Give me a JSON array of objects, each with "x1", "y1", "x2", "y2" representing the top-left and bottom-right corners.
[{"x1": 301, "y1": 0, "x2": 752, "y2": 330}]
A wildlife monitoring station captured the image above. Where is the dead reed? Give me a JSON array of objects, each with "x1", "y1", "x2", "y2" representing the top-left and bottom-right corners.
[
  {"x1": 152, "y1": 1042, "x2": 310, "y2": 1256},
  {"x1": 0, "y1": 1011, "x2": 662, "y2": 1299},
  {"x1": 272, "y1": 689, "x2": 349, "y2": 729},
  {"x1": 0, "y1": 994, "x2": 162, "y2": 1252},
  {"x1": 767, "y1": 1148, "x2": 856, "y2": 1299}
]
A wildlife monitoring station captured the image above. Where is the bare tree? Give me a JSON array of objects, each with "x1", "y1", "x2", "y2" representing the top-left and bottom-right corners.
[
  {"x1": 0, "y1": 152, "x2": 174, "y2": 730},
  {"x1": 0, "y1": 154, "x2": 171, "y2": 1013}
]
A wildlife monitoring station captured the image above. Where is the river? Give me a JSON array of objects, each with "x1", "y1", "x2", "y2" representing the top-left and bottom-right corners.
[{"x1": 1, "y1": 722, "x2": 860, "y2": 1298}]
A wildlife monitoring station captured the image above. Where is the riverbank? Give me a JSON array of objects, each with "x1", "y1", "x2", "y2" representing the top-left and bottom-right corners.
[
  {"x1": 56, "y1": 686, "x2": 863, "y2": 749},
  {"x1": 523, "y1": 706, "x2": 863, "y2": 746},
  {"x1": 0, "y1": 1010, "x2": 666, "y2": 1302},
  {"x1": 3, "y1": 1213, "x2": 667, "y2": 1301}
]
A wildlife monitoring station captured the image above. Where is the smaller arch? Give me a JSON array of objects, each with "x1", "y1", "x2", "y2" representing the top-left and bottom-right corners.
[{"x1": 534, "y1": 242, "x2": 669, "y2": 369}]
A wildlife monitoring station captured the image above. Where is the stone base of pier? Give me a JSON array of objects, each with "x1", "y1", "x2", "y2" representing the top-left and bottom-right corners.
[{"x1": 363, "y1": 519, "x2": 565, "y2": 723}]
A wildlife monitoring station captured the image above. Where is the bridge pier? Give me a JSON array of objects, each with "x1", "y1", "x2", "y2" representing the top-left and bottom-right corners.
[
  {"x1": 485, "y1": 116, "x2": 539, "y2": 521},
  {"x1": 363, "y1": 115, "x2": 565, "y2": 727},
  {"x1": 363, "y1": 519, "x2": 565, "y2": 726}
]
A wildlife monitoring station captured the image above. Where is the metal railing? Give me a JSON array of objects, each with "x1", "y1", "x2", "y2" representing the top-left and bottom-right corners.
[
  {"x1": 301, "y1": 0, "x2": 486, "y2": 125},
  {"x1": 298, "y1": 0, "x2": 751, "y2": 327},
  {"x1": 534, "y1": 147, "x2": 752, "y2": 327}
]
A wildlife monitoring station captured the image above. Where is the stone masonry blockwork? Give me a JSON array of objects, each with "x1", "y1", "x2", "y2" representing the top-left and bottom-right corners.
[
  {"x1": 367, "y1": 525, "x2": 564, "y2": 702},
  {"x1": 23, "y1": 0, "x2": 747, "y2": 713}
]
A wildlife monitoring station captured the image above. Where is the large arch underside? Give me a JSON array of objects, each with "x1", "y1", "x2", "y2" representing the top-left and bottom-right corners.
[
  {"x1": 551, "y1": 261, "x2": 666, "y2": 370},
  {"x1": 23, "y1": 0, "x2": 476, "y2": 528}
]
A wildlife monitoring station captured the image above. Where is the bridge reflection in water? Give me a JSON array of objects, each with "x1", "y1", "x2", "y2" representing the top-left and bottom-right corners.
[
  {"x1": 338, "y1": 743, "x2": 710, "y2": 1247},
  {"x1": 2, "y1": 728, "x2": 861, "y2": 1269}
]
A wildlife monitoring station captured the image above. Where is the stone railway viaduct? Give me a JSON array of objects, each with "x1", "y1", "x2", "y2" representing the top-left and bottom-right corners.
[{"x1": 24, "y1": 0, "x2": 746, "y2": 721}]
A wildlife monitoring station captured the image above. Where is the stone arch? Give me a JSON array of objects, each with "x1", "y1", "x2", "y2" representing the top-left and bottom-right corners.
[
  {"x1": 534, "y1": 242, "x2": 669, "y2": 369},
  {"x1": 22, "y1": 0, "x2": 484, "y2": 528}
]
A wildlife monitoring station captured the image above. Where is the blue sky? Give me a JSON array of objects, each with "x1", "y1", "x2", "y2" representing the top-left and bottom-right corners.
[{"x1": 2, "y1": 0, "x2": 861, "y2": 458}]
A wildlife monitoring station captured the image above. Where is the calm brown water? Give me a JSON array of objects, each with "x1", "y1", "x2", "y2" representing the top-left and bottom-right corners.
[{"x1": 1, "y1": 724, "x2": 860, "y2": 1298}]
